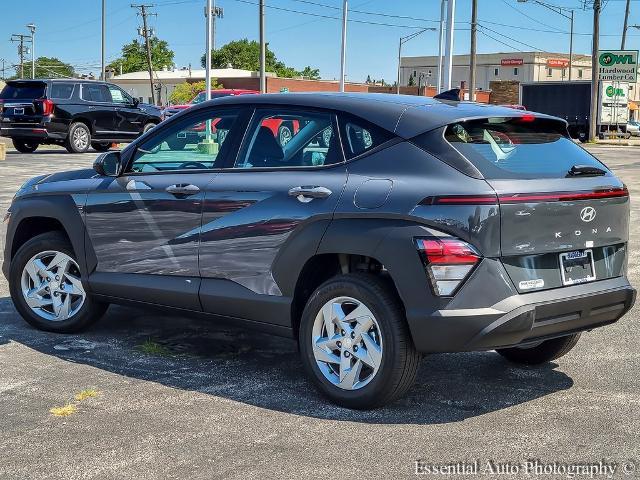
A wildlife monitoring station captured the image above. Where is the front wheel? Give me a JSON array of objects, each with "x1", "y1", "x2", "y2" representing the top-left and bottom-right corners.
[
  {"x1": 12, "y1": 139, "x2": 39, "y2": 153},
  {"x1": 299, "y1": 273, "x2": 420, "y2": 409},
  {"x1": 496, "y1": 333, "x2": 581, "y2": 365},
  {"x1": 9, "y1": 232, "x2": 108, "y2": 333}
]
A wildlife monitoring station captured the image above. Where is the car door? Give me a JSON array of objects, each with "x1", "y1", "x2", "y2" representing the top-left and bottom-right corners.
[
  {"x1": 197, "y1": 106, "x2": 347, "y2": 326},
  {"x1": 84, "y1": 106, "x2": 247, "y2": 309},
  {"x1": 80, "y1": 83, "x2": 116, "y2": 139},
  {"x1": 107, "y1": 84, "x2": 144, "y2": 138}
]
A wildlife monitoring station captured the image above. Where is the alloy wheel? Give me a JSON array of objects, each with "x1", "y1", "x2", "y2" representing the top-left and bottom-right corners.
[
  {"x1": 279, "y1": 126, "x2": 293, "y2": 146},
  {"x1": 73, "y1": 127, "x2": 89, "y2": 150},
  {"x1": 311, "y1": 296, "x2": 383, "y2": 390},
  {"x1": 20, "y1": 250, "x2": 86, "y2": 322}
]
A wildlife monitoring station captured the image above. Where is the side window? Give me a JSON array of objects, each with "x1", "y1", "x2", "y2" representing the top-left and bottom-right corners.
[
  {"x1": 128, "y1": 108, "x2": 241, "y2": 173},
  {"x1": 339, "y1": 115, "x2": 394, "y2": 159},
  {"x1": 108, "y1": 85, "x2": 130, "y2": 105},
  {"x1": 49, "y1": 83, "x2": 75, "y2": 100},
  {"x1": 81, "y1": 84, "x2": 111, "y2": 103},
  {"x1": 235, "y1": 109, "x2": 339, "y2": 169}
]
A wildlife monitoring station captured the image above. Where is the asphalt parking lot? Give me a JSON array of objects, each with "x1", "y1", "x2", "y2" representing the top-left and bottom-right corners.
[{"x1": 0, "y1": 142, "x2": 639, "y2": 479}]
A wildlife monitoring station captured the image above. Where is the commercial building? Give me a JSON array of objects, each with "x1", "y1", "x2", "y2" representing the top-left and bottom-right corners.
[
  {"x1": 399, "y1": 51, "x2": 593, "y2": 91},
  {"x1": 109, "y1": 68, "x2": 368, "y2": 106}
]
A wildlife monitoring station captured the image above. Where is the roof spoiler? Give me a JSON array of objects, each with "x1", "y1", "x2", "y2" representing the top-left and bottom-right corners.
[{"x1": 433, "y1": 88, "x2": 461, "y2": 101}]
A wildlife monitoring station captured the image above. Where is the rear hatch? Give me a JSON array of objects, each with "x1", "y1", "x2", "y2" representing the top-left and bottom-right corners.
[
  {"x1": 444, "y1": 116, "x2": 629, "y2": 293},
  {"x1": 0, "y1": 80, "x2": 48, "y2": 125}
]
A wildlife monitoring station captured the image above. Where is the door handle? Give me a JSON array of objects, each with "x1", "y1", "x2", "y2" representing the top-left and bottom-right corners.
[
  {"x1": 166, "y1": 184, "x2": 200, "y2": 196},
  {"x1": 288, "y1": 186, "x2": 332, "y2": 203}
]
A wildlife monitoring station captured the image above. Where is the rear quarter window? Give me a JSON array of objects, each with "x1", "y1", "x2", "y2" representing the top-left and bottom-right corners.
[
  {"x1": 0, "y1": 82, "x2": 46, "y2": 100},
  {"x1": 442, "y1": 117, "x2": 610, "y2": 179}
]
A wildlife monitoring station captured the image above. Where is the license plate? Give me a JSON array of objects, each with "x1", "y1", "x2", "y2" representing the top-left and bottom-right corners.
[
  {"x1": 559, "y1": 249, "x2": 596, "y2": 286},
  {"x1": 13, "y1": 107, "x2": 24, "y2": 115}
]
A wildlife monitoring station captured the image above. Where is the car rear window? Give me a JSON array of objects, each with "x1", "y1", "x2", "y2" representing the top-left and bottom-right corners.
[
  {"x1": 443, "y1": 117, "x2": 609, "y2": 179},
  {"x1": 49, "y1": 83, "x2": 75, "y2": 100},
  {"x1": 0, "y1": 82, "x2": 46, "y2": 100}
]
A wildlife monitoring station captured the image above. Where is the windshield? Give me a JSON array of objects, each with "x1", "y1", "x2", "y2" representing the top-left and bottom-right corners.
[
  {"x1": 444, "y1": 117, "x2": 610, "y2": 179},
  {"x1": 190, "y1": 91, "x2": 232, "y2": 104},
  {"x1": 0, "y1": 82, "x2": 46, "y2": 100}
]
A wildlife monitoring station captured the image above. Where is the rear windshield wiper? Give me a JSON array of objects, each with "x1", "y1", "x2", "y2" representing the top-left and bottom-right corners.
[{"x1": 567, "y1": 165, "x2": 607, "y2": 177}]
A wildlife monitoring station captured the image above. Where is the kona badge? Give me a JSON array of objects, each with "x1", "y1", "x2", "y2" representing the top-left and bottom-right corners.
[{"x1": 580, "y1": 206, "x2": 596, "y2": 223}]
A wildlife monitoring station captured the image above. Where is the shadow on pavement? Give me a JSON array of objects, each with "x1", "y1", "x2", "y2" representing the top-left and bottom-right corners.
[{"x1": 0, "y1": 296, "x2": 573, "y2": 424}]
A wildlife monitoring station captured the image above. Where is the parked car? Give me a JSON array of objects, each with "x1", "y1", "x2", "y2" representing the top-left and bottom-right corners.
[
  {"x1": 0, "y1": 79, "x2": 162, "y2": 153},
  {"x1": 162, "y1": 88, "x2": 301, "y2": 148},
  {"x1": 3, "y1": 93, "x2": 635, "y2": 409},
  {"x1": 626, "y1": 120, "x2": 640, "y2": 136}
]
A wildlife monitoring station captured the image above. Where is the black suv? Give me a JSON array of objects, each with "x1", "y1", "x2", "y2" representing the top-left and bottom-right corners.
[
  {"x1": 2, "y1": 93, "x2": 635, "y2": 409},
  {"x1": 0, "y1": 79, "x2": 161, "y2": 153}
]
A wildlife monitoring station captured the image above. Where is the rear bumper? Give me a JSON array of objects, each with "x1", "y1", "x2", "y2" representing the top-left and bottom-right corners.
[
  {"x1": 408, "y1": 273, "x2": 635, "y2": 353},
  {"x1": 0, "y1": 126, "x2": 65, "y2": 141}
]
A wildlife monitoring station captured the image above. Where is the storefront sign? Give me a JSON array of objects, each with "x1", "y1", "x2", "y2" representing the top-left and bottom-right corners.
[
  {"x1": 547, "y1": 58, "x2": 570, "y2": 68},
  {"x1": 501, "y1": 58, "x2": 523, "y2": 66},
  {"x1": 598, "y1": 50, "x2": 638, "y2": 82}
]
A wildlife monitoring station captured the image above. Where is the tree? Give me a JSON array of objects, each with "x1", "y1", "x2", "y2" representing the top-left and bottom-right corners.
[
  {"x1": 201, "y1": 39, "x2": 319, "y2": 79},
  {"x1": 169, "y1": 79, "x2": 221, "y2": 105},
  {"x1": 108, "y1": 37, "x2": 175, "y2": 75},
  {"x1": 13, "y1": 57, "x2": 74, "y2": 79},
  {"x1": 408, "y1": 73, "x2": 415, "y2": 87},
  {"x1": 366, "y1": 74, "x2": 372, "y2": 84}
]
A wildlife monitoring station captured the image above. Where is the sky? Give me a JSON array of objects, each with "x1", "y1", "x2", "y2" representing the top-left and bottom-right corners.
[{"x1": 1, "y1": 0, "x2": 640, "y2": 83}]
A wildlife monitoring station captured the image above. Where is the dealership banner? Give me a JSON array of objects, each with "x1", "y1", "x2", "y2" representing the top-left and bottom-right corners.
[
  {"x1": 500, "y1": 59, "x2": 523, "y2": 66},
  {"x1": 547, "y1": 58, "x2": 570, "y2": 68},
  {"x1": 597, "y1": 50, "x2": 638, "y2": 82}
]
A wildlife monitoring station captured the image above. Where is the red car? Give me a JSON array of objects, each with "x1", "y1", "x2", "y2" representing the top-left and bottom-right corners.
[{"x1": 161, "y1": 88, "x2": 302, "y2": 150}]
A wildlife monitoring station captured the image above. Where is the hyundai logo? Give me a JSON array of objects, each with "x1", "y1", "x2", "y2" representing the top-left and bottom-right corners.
[{"x1": 580, "y1": 206, "x2": 597, "y2": 223}]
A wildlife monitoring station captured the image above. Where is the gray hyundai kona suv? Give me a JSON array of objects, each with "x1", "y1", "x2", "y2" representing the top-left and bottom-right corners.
[{"x1": 3, "y1": 93, "x2": 635, "y2": 409}]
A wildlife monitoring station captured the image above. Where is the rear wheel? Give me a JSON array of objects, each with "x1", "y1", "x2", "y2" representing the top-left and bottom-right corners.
[
  {"x1": 299, "y1": 273, "x2": 420, "y2": 409},
  {"x1": 12, "y1": 139, "x2": 39, "y2": 153},
  {"x1": 9, "y1": 232, "x2": 108, "y2": 333},
  {"x1": 143, "y1": 122, "x2": 156, "y2": 134},
  {"x1": 65, "y1": 122, "x2": 91, "y2": 153},
  {"x1": 496, "y1": 333, "x2": 581, "y2": 365}
]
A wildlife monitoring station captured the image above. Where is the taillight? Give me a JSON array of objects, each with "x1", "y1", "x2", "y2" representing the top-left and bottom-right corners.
[
  {"x1": 416, "y1": 237, "x2": 481, "y2": 296},
  {"x1": 38, "y1": 98, "x2": 54, "y2": 115}
]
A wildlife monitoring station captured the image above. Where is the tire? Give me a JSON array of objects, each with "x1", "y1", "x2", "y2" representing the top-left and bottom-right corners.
[
  {"x1": 9, "y1": 232, "x2": 108, "y2": 333},
  {"x1": 496, "y1": 333, "x2": 581, "y2": 365},
  {"x1": 143, "y1": 122, "x2": 157, "y2": 134},
  {"x1": 92, "y1": 142, "x2": 111, "y2": 152},
  {"x1": 166, "y1": 137, "x2": 188, "y2": 150},
  {"x1": 12, "y1": 139, "x2": 39, "y2": 153},
  {"x1": 299, "y1": 273, "x2": 420, "y2": 409},
  {"x1": 278, "y1": 124, "x2": 293, "y2": 147},
  {"x1": 65, "y1": 122, "x2": 91, "y2": 153}
]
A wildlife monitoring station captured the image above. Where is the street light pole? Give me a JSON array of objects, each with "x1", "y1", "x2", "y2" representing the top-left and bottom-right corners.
[
  {"x1": 259, "y1": 0, "x2": 266, "y2": 93},
  {"x1": 437, "y1": 0, "x2": 446, "y2": 93},
  {"x1": 27, "y1": 23, "x2": 36, "y2": 79},
  {"x1": 443, "y1": 0, "x2": 456, "y2": 91},
  {"x1": 205, "y1": 0, "x2": 213, "y2": 140},
  {"x1": 101, "y1": 0, "x2": 106, "y2": 80},
  {"x1": 339, "y1": 0, "x2": 348, "y2": 92}
]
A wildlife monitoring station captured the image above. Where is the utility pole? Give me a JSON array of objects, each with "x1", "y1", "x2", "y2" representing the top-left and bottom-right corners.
[
  {"x1": 259, "y1": 0, "x2": 266, "y2": 93},
  {"x1": 102, "y1": 0, "x2": 106, "y2": 80},
  {"x1": 339, "y1": 0, "x2": 348, "y2": 92},
  {"x1": 10, "y1": 34, "x2": 30, "y2": 79},
  {"x1": 209, "y1": 0, "x2": 224, "y2": 51},
  {"x1": 437, "y1": 0, "x2": 446, "y2": 93},
  {"x1": 27, "y1": 24, "x2": 36, "y2": 79},
  {"x1": 469, "y1": 0, "x2": 477, "y2": 101},
  {"x1": 621, "y1": 0, "x2": 631, "y2": 49},
  {"x1": 205, "y1": 0, "x2": 213, "y2": 142},
  {"x1": 443, "y1": 0, "x2": 456, "y2": 91},
  {"x1": 132, "y1": 4, "x2": 157, "y2": 105},
  {"x1": 0, "y1": 58, "x2": 5, "y2": 80},
  {"x1": 589, "y1": 0, "x2": 601, "y2": 142}
]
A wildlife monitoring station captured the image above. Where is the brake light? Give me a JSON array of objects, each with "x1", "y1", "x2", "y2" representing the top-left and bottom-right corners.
[
  {"x1": 519, "y1": 114, "x2": 536, "y2": 122},
  {"x1": 38, "y1": 98, "x2": 54, "y2": 115},
  {"x1": 416, "y1": 237, "x2": 481, "y2": 296}
]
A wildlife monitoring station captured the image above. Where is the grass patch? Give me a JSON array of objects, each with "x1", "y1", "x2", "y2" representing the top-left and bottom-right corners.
[
  {"x1": 50, "y1": 404, "x2": 78, "y2": 417},
  {"x1": 74, "y1": 389, "x2": 99, "y2": 401},
  {"x1": 137, "y1": 339, "x2": 173, "y2": 357}
]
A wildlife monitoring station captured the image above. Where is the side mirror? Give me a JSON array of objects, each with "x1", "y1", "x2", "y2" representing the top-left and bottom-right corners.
[
  {"x1": 94, "y1": 151, "x2": 122, "y2": 177},
  {"x1": 132, "y1": 98, "x2": 140, "y2": 108}
]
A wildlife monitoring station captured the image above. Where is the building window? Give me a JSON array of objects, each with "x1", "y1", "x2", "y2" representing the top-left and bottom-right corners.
[
  {"x1": 427, "y1": 69, "x2": 432, "y2": 77},
  {"x1": 494, "y1": 68, "x2": 499, "y2": 76},
  {"x1": 546, "y1": 68, "x2": 553, "y2": 77},
  {"x1": 578, "y1": 69, "x2": 583, "y2": 79},
  {"x1": 513, "y1": 67, "x2": 518, "y2": 76}
]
